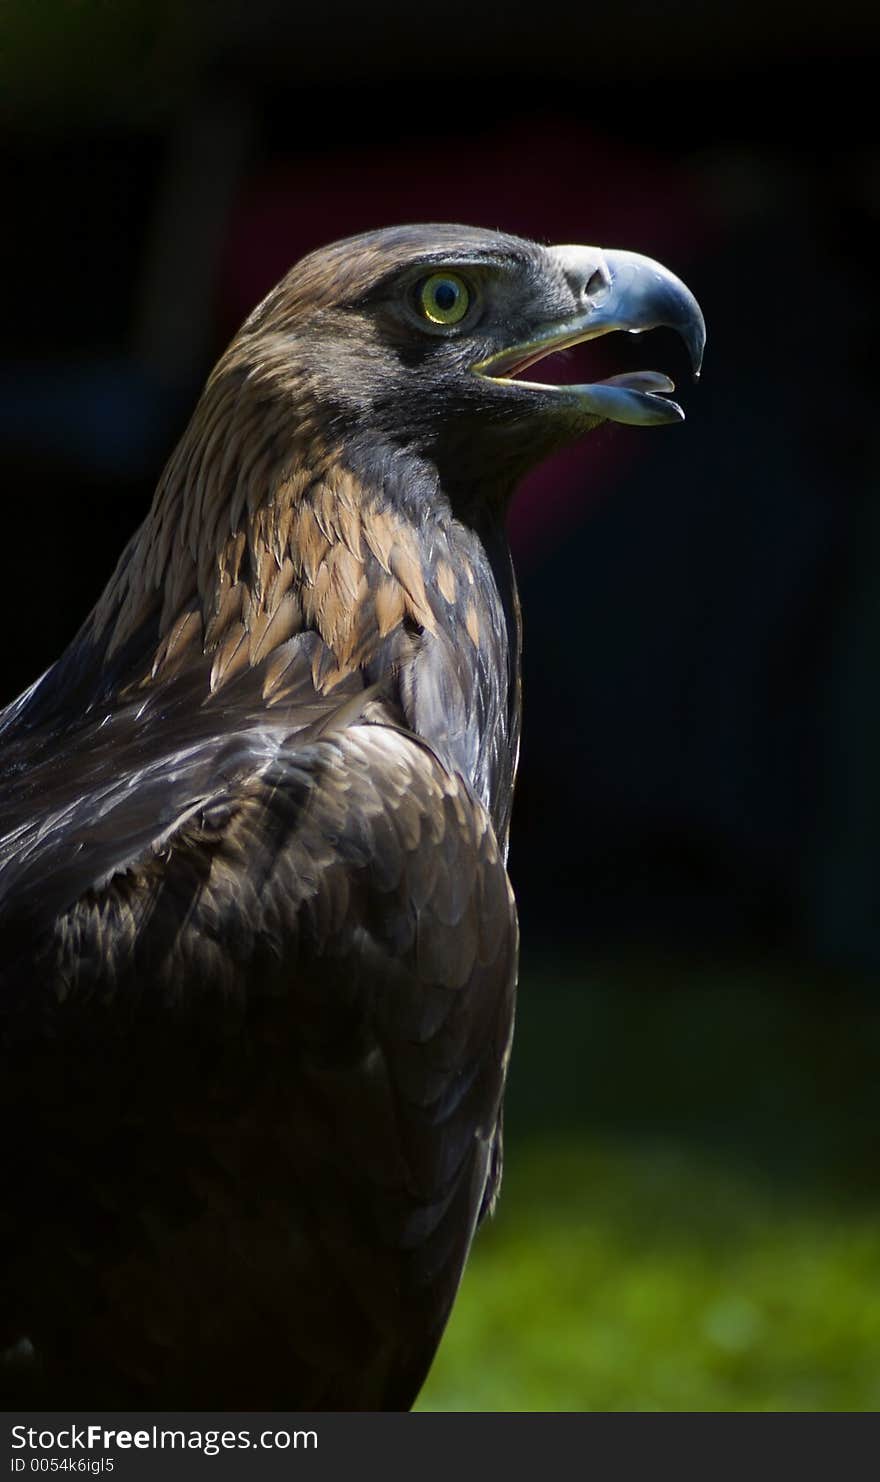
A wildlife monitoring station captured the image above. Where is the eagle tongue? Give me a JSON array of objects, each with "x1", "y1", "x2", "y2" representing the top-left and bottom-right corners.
[{"x1": 598, "y1": 371, "x2": 676, "y2": 394}]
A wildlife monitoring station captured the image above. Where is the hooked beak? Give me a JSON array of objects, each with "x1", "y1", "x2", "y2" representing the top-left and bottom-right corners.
[{"x1": 472, "y1": 245, "x2": 706, "y2": 426}]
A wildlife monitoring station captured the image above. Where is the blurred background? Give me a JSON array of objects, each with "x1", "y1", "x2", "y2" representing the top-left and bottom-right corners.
[{"x1": 3, "y1": 0, "x2": 880, "y2": 1411}]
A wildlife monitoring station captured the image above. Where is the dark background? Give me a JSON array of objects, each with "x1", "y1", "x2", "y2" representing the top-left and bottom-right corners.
[{"x1": 2, "y1": 0, "x2": 880, "y2": 1409}]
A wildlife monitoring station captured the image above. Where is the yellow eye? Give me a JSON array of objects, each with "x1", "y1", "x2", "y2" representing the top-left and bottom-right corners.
[{"x1": 418, "y1": 272, "x2": 471, "y2": 326}]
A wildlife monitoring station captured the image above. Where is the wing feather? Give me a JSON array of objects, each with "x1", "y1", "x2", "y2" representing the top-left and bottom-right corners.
[{"x1": 0, "y1": 659, "x2": 516, "y2": 1409}]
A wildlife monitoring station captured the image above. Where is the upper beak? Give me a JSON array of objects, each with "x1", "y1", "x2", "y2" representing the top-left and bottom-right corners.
[{"x1": 473, "y1": 244, "x2": 706, "y2": 426}]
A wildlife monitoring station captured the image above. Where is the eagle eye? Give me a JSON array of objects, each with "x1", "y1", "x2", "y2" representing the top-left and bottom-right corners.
[{"x1": 417, "y1": 271, "x2": 471, "y2": 327}]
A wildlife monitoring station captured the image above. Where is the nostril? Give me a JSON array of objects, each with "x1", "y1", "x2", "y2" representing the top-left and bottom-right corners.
[{"x1": 584, "y1": 267, "x2": 610, "y2": 302}]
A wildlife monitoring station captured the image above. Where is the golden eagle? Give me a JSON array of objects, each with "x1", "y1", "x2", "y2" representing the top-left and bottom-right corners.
[{"x1": 0, "y1": 225, "x2": 704, "y2": 1409}]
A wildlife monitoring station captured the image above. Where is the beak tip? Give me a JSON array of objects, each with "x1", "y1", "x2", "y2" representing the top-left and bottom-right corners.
[{"x1": 685, "y1": 320, "x2": 707, "y2": 381}]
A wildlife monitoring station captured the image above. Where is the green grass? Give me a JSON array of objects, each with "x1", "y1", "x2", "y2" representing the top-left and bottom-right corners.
[
  {"x1": 418, "y1": 1136, "x2": 880, "y2": 1411},
  {"x1": 416, "y1": 951, "x2": 880, "y2": 1411}
]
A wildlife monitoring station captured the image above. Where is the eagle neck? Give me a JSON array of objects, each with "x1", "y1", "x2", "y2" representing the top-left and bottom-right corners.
[{"x1": 335, "y1": 439, "x2": 523, "y2": 844}]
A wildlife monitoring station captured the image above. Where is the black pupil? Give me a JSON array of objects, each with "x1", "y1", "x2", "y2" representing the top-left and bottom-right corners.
[{"x1": 433, "y1": 280, "x2": 459, "y2": 311}]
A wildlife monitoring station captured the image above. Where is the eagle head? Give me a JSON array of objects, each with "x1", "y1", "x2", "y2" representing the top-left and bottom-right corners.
[{"x1": 222, "y1": 223, "x2": 706, "y2": 502}]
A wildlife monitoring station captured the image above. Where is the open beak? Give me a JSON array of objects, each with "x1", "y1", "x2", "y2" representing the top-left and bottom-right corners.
[{"x1": 472, "y1": 245, "x2": 706, "y2": 426}]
